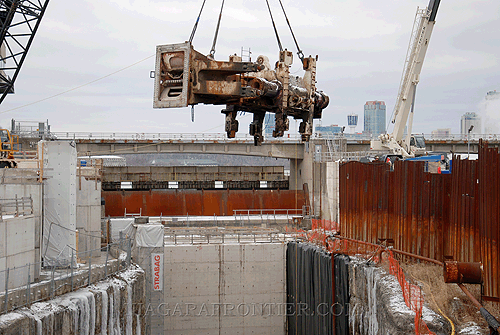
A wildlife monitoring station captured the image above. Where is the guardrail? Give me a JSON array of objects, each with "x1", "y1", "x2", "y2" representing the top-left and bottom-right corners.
[
  {"x1": 0, "y1": 196, "x2": 33, "y2": 219},
  {"x1": 163, "y1": 227, "x2": 294, "y2": 245},
  {"x1": 47, "y1": 131, "x2": 500, "y2": 142},
  {"x1": 50, "y1": 132, "x2": 303, "y2": 142}
]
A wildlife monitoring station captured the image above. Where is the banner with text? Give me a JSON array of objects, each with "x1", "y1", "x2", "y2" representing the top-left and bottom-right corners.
[{"x1": 152, "y1": 253, "x2": 164, "y2": 291}]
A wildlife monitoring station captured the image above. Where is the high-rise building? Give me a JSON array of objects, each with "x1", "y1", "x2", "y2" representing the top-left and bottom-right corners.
[
  {"x1": 364, "y1": 101, "x2": 386, "y2": 137},
  {"x1": 264, "y1": 113, "x2": 275, "y2": 136},
  {"x1": 431, "y1": 128, "x2": 451, "y2": 138},
  {"x1": 315, "y1": 124, "x2": 343, "y2": 135},
  {"x1": 485, "y1": 90, "x2": 499, "y2": 134},
  {"x1": 486, "y1": 90, "x2": 500, "y2": 100},
  {"x1": 460, "y1": 112, "x2": 481, "y2": 136}
]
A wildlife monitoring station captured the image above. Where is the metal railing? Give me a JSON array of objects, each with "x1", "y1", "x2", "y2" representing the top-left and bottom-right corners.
[
  {"x1": 163, "y1": 227, "x2": 295, "y2": 245},
  {"x1": 0, "y1": 238, "x2": 132, "y2": 315},
  {"x1": 232, "y1": 207, "x2": 310, "y2": 226},
  {"x1": 50, "y1": 132, "x2": 303, "y2": 142},
  {"x1": 0, "y1": 196, "x2": 33, "y2": 219},
  {"x1": 233, "y1": 208, "x2": 307, "y2": 217},
  {"x1": 20, "y1": 130, "x2": 500, "y2": 143}
]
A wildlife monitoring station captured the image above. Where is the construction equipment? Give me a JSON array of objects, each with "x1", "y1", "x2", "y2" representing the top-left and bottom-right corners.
[
  {"x1": 153, "y1": 1, "x2": 329, "y2": 145},
  {"x1": 0, "y1": 128, "x2": 18, "y2": 167},
  {"x1": 371, "y1": 0, "x2": 440, "y2": 158},
  {"x1": 0, "y1": 0, "x2": 49, "y2": 103}
]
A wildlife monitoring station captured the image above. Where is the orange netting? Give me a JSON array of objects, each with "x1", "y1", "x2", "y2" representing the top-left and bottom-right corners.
[
  {"x1": 311, "y1": 218, "x2": 340, "y2": 232},
  {"x1": 287, "y1": 223, "x2": 435, "y2": 335},
  {"x1": 387, "y1": 250, "x2": 435, "y2": 335}
]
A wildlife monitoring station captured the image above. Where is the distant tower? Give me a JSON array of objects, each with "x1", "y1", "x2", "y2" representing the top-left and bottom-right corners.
[
  {"x1": 460, "y1": 112, "x2": 481, "y2": 136},
  {"x1": 364, "y1": 101, "x2": 386, "y2": 136},
  {"x1": 347, "y1": 113, "x2": 358, "y2": 133}
]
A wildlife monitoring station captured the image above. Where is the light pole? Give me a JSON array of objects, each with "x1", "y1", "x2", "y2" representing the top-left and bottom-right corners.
[{"x1": 467, "y1": 125, "x2": 474, "y2": 159}]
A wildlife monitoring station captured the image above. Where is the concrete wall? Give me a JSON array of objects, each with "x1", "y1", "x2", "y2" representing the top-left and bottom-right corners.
[
  {"x1": 76, "y1": 170, "x2": 102, "y2": 258},
  {"x1": 0, "y1": 265, "x2": 145, "y2": 335},
  {"x1": 137, "y1": 242, "x2": 286, "y2": 334},
  {"x1": 0, "y1": 169, "x2": 42, "y2": 277},
  {"x1": 164, "y1": 243, "x2": 286, "y2": 334},
  {"x1": 0, "y1": 215, "x2": 36, "y2": 290}
]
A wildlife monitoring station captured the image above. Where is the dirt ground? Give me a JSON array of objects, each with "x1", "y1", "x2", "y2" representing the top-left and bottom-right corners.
[{"x1": 387, "y1": 258, "x2": 500, "y2": 334}]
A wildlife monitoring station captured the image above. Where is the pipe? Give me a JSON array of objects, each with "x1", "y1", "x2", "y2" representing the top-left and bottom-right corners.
[
  {"x1": 457, "y1": 284, "x2": 500, "y2": 332},
  {"x1": 390, "y1": 248, "x2": 444, "y2": 266}
]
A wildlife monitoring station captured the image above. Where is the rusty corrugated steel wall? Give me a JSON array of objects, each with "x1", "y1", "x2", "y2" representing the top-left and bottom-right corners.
[
  {"x1": 340, "y1": 141, "x2": 500, "y2": 300},
  {"x1": 103, "y1": 189, "x2": 306, "y2": 217}
]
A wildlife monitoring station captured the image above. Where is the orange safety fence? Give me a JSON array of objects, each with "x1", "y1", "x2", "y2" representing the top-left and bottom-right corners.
[
  {"x1": 311, "y1": 218, "x2": 340, "y2": 232},
  {"x1": 387, "y1": 250, "x2": 435, "y2": 335},
  {"x1": 286, "y1": 225, "x2": 435, "y2": 335}
]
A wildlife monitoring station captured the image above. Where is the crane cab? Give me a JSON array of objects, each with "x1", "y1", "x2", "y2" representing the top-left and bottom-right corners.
[{"x1": 410, "y1": 134, "x2": 426, "y2": 156}]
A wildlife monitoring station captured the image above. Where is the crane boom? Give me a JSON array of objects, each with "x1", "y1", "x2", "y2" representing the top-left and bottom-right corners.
[
  {"x1": 0, "y1": 0, "x2": 50, "y2": 103},
  {"x1": 371, "y1": 0, "x2": 440, "y2": 157}
]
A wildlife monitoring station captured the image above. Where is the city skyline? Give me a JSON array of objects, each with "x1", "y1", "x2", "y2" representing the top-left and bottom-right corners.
[{"x1": 0, "y1": 0, "x2": 498, "y2": 137}]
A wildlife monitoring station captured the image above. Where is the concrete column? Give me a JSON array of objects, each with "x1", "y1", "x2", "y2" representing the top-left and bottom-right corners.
[
  {"x1": 323, "y1": 161, "x2": 340, "y2": 222},
  {"x1": 289, "y1": 143, "x2": 314, "y2": 212},
  {"x1": 76, "y1": 171, "x2": 102, "y2": 258}
]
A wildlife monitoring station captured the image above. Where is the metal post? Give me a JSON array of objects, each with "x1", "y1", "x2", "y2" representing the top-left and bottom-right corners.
[
  {"x1": 127, "y1": 239, "x2": 132, "y2": 266},
  {"x1": 88, "y1": 254, "x2": 92, "y2": 286},
  {"x1": 15, "y1": 194, "x2": 18, "y2": 216},
  {"x1": 71, "y1": 249, "x2": 74, "y2": 291},
  {"x1": 26, "y1": 263, "x2": 31, "y2": 306},
  {"x1": 4, "y1": 268, "x2": 9, "y2": 312},
  {"x1": 51, "y1": 265, "x2": 55, "y2": 298},
  {"x1": 105, "y1": 245, "x2": 109, "y2": 278},
  {"x1": 119, "y1": 231, "x2": 123, "y2": 250}
]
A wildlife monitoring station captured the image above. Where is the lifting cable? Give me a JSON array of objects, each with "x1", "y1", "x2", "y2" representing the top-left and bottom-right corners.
[
  {"x1": 265, "y1": 0, "x2": 283, "y2": 52},
  {"x1": 189, "y1": 0, "x2": 207, "y2": 43},
  {"x1": 209, "y1": 0, "x2": 225, "y2": 58},
  {"x1": 277, "y1": 0, "x2": 304, "y2": 62}
]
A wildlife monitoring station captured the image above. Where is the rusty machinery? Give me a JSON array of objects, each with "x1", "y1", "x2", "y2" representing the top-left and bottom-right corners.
[{"x1": 152, "y1": 42, "x2": 329, "y2": 146}]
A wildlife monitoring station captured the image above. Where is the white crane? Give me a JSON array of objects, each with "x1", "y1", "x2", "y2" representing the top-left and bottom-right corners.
[{"x1": 371, "y1": 0, "x2": 441, "y2": 158}]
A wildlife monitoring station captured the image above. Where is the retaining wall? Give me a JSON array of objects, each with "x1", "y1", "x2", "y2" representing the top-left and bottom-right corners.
[{"x1": 0, "y1": 265, "x2": 145, "y2": 335}]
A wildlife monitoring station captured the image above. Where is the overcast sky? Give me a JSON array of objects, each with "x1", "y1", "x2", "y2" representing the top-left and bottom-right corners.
[{"x1": 0, "y1": 0, "x2": 498, "y2": 135}]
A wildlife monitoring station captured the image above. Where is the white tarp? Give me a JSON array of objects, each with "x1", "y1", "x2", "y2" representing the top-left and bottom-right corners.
[
  {"x1": 40, "y1": 141, "x2": 77, "y2": 267},
  {"x1": 110, "y1": 218, "x2": 135, "y2": 242},
  {"x1": 135, "y1": 225, "x2": 163, "y2": 248}
]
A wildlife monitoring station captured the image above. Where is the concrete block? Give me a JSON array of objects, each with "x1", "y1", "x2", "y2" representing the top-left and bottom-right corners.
[{"x1": 5, "y1": 216, "x2": 35, "y2": 255}]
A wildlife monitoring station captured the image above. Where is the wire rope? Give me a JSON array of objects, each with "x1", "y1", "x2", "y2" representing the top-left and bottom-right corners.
[
  {"x1": 265, "y1": 0, "x2": 283, "y2": 52},
  {"x1": 189, "y1": 0, "x2": 207, "y2": 43},
  {"x1": 277, "y1": 0, "x2": 304, "y2": 61},
  {"x1": 209, "y1": 0, "x2": 225, "y2": 58}
]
